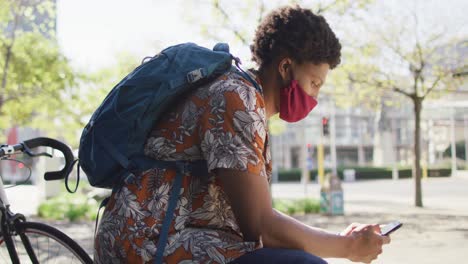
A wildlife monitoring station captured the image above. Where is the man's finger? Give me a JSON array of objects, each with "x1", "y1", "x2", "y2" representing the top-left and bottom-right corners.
[
  {"x1": 381, "y1": 235, "x2": 391, "y2": 245},
  {"x1": 341, "y1": 223, "x2": 361, "y2": 236},
  {"x1": 371, "y1": 224, "x2": 382, "y2": 233},
  {"x1": 353, "y1": 224, "x2": 373, "y2": 232}
]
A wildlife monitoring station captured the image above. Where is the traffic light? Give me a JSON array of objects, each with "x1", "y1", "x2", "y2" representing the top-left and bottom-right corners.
[
  {"x1": 322, "y1": 117, "x2": 330, "y2": 136},
  {"x1": 307, "y1": 143, "x2": 313, "y2": 153}
]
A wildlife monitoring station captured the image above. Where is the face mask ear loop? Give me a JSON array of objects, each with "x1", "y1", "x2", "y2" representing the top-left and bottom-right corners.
[
  {"x1": 285, "y1": 63, "x2": 296, "y2": 85},
  {"x1": 279, "y1": 66, "x2": 290, "y2": 89}
]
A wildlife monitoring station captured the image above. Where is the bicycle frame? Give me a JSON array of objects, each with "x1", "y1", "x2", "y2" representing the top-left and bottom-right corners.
[
  {"x1": 0, "y1": 137, "x2": 87, "y2": 263},
  {"x1": 0, "y1": 171, "x2": 40, "y2": 264}
]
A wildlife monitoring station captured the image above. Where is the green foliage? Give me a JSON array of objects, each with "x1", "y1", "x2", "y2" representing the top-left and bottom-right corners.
[
  {"x1": 0, "y1": 0, "x2": 75, "y2": 139},
  {"x1": 273, "y1": 198, "x2": 320, "y2": 215},
  {"x1": 301, "y1": 198, "x2": 320, "y2": 213},
  {"x1": 268, "y1": 114, "x2": 287, "y2": 135},
  {"x1": 0, "y1": 0, "x2": 144, "y2": 146},
  {"x1": 312, "y1": 0, "x2": 374, "y2": 15},
  {"x1": 3, "y1": 33, "x2": 74, "y2": 115},
  {"x1": 54, "y1": 52, "x2": 140, "y2": 147},
  {"x1": 37, "y1": 191, "x2": 98, "y2": 221}
]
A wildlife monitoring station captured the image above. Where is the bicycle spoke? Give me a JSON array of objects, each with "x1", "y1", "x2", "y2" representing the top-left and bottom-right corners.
[{"x1": 0, "y1": 224, "x2": 91, "y2": 263}]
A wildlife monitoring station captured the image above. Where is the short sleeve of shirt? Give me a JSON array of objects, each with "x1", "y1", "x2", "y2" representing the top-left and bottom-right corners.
[{"x1": 198, "y1": 72, "x2": 268, "y2": 177}]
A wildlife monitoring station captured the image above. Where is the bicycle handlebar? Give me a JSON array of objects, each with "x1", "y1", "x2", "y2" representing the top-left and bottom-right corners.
[
  {"x1": 0, "y1": 143, "x2": 24, "y2": 157},
  {"x1": 1, "y1": 137, "x2": 75, "y2": 181}
]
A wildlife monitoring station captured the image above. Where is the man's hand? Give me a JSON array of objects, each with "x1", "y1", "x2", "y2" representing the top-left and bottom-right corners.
[{"x1": 342, "y1": 224, "x2": 391, "y2": 263}]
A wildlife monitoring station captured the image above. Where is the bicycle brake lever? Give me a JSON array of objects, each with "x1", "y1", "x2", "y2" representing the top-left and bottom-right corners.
[{"x1": 22, "y1": 143, "x2": 53, "y2": 158}]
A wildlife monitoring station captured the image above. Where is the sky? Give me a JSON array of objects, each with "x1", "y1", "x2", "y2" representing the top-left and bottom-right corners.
[
  {"x1": 57, "y1": 0, "x2": 212, "y2": 71},
  {"x1": 56, "y1": 0, "x2": 468, "y2": 72}
]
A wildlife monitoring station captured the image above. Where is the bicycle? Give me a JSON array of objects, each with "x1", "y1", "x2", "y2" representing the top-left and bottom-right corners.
[{"x1": 0, "y1": 137, "x2": 93, "y2": 263}]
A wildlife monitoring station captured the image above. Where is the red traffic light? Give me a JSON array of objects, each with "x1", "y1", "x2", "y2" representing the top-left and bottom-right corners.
[
  {"x1": 322, "y1": 117, "x2": 330, "y2": 136},
  {"x1": 322, "y1": 117, "x2": 329, "y2": 125}
]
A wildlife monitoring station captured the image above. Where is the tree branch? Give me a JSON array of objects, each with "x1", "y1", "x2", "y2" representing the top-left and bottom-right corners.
[
  {"x1": 415, "y1": 42, "x2": 425, "y2": 72},
  {"x1": 393, "y1": 87, "x2": 414, "y2": 98},
  {"x1": 316, "y1": 0, "x2": 340, "y2": 14},
  {"x1": 1, "y1": 1, "x2": 23, "y2": 110},
  {"x1": 0, "y1": 38, "x2": 7, "y2": 48},
  {"x1": 256, "y1": 0, "x2": 265, "y2": 25},
  {"x1": 421, "y1": 76, "x2": 442, "y2": 99},
  {"x1": 348, "y1": 69, "x2": 416, "y2": 99},
  {"x1": 389, "y1": 43, "x2": 413, "y2": 66},
  {"x1": 213, "y1": 0, "x2": 248, "y2": 45}
]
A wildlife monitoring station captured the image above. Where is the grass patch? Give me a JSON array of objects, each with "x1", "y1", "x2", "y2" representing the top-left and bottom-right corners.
[
  {"x1": 38, "y1": 191, "x2": 98, "y2": 221},
  {"x1": 273, "y1": 198, "x2": 320, "y2": 215}
]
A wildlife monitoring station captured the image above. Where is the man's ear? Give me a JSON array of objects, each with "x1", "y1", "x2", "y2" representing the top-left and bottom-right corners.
[{"x1": 278, "y1": 57, "x2": 293, "y2": 83}]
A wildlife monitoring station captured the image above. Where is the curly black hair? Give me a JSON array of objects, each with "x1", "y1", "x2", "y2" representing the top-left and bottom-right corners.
[{"x1": 250, "y1": 6, "x2": 341, "y2": 69}]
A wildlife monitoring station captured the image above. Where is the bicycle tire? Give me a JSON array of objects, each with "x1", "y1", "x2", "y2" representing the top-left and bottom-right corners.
[{"x1": 0, "y1": 221, "x2": 92, "y2": 263}]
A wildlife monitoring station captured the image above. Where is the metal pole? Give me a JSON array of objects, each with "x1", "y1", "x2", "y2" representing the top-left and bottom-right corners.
[
  {"x1": 450, "y1": 108, "x2": 457, "y2": 176},
  {"x1": 300, "y1": 124, "x2": 309, "y2": 196},
  {"x1": 272, "y1": 134, "x2": 281, "y2": 183},
  {"x1": 330, "y1": 101, "x2": 338, "y2": 175},
  {"x1": 318, "y1": 130, "x2": 325, "y2": 186},
  {"x1": 428, "y1": 119, "x2": 435, "y2": 164},
  {"x1": 464, "y1": 115, "x2": 468, "y2": 166},
  {"x1": 357, "y1": 119, "x2": 365, "y2": 166}
]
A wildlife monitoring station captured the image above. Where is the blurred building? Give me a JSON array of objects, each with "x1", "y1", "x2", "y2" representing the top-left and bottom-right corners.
[{"x1": 270, "y1": 101, "x2": 415, "y2": 170}]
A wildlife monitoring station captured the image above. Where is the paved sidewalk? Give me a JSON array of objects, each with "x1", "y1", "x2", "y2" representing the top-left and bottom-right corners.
[
  {"x1": 9, "y1": 174, "x2": 468, "y2": 263},
  {"x1": 302, "y1": 211, "x2": 468, "y2": 263},
  {"x1": 35, "y1": 207, "x2": 468, "y2": 264},
  {"x1": 271, "y1": 175, "x2": 468, "y2": 263}
]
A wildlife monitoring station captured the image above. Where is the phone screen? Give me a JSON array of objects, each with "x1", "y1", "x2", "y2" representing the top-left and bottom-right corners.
[{"x1": 380, "y1": 221, "x2": 402, "y2": 236}]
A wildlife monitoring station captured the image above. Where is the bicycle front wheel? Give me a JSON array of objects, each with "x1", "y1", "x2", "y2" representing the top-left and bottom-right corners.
[{"x1": 0, "y1": 221, "x2": 92, "y2": 263}]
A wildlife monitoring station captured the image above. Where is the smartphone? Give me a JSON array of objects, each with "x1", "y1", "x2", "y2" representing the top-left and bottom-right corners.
[{"x1": 380, "y1": 221, "x2": 402, "y2": 236}]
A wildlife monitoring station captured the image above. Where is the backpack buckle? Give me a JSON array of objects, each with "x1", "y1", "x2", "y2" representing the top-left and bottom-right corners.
[
  {"x1": 186, "y1": 68, "x2": 206, "y2": 83},
  {"x1": 233, "y1": 56, "x2": 242, "y2": 66}
]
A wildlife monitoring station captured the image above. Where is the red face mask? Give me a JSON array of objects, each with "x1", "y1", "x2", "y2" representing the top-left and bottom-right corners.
[{"x1": 279, "y1": 80, "x2": 318, "y2": 122}]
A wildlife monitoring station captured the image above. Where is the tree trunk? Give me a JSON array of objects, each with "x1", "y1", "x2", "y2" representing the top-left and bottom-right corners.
[
  {"x1": 413, "y1": 97, "x2": 423, "y2": 207},
  {"x1": 1, "y1": 2, "x2": 21, "y2": 112},
  {"x1": 1, "y1": 45, "x2": 13, "y2": 108}
]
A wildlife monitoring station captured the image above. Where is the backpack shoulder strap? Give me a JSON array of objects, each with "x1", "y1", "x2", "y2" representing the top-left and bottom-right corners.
[
  {"x1": 231, "y1": 58, "x2": 262, "y2": 93},
  {"x1": 154, "y1": 161, "x2": 186, "y2": 263}
]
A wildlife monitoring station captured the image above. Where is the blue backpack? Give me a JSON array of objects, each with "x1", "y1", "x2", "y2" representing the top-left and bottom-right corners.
[{"x1": 78, "y1": 42, "x2": 260, "y2": 189}]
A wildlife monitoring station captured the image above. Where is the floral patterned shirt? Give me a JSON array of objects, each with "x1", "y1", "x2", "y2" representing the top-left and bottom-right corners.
[{"x1": 94, "y1": 70, "x2": 272, "y2": 263}]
